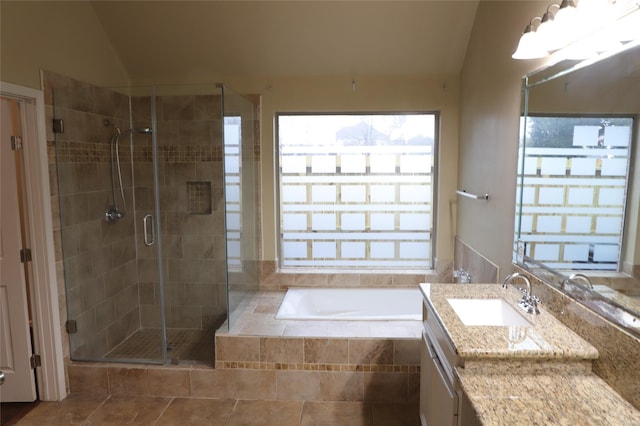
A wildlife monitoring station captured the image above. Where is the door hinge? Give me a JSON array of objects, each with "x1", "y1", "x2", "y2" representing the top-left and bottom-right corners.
[
  {"x1": 20, "y1": 248, "x2": 32, "y2": 263},
  {"x1": 52, "y1": 118, "x2": 64, "y2": 133},
  {"x1": 65, "y1": 320, "x2": 78, "y2": 334},
  {"x1": 30, "y1": 354, "x2": 41, "y2": 369},
  {"x1": 10, "y1": 135, "x2": 23, "y2": 151}
]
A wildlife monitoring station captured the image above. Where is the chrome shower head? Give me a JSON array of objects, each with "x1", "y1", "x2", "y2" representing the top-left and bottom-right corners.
[{"x1": 121, "y1": 127, "x2": 152, "y2": 136}]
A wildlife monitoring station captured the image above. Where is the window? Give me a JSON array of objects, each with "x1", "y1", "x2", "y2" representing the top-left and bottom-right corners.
[
  {"x1": 516, "y1": 115, "x2": 634, "y2": 271},
  {"x1": 277, "y1": 113, "x2": 437, "y2": 269},
  {"x1": 224, "y1": 116, "x2": 242, "y2": 270}
]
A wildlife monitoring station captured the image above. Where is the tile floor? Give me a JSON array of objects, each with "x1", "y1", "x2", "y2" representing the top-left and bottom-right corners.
[{"x1": 14, "y1": 394, "x2": 420, "y2": 425}]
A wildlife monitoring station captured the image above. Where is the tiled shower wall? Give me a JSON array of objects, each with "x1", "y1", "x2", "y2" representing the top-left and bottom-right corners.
[
  {"x1": 44, "y1": 71, "x2": 262, "y2": 360},
  {"x1": 130, "y1": 93, "x2": 229, "y2": 331},
  {"x1": 43, "y1": 70, "x2": 140, "y2": 359}
]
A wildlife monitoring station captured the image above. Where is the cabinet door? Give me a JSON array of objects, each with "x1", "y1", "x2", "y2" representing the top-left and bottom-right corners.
[
  {"x1": 421, "y1": 333, "x2": 458, "y2": 426},
  {"x1": 419, "y1": 334, "x2": 432, "y2": 425},
  {"x1": 430, "y1": 352, "x2": 458, "y2": 426}
]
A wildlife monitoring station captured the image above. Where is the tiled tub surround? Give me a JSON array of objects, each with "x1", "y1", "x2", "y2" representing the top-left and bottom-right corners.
[
  {"x1": 516, "y1": 265, "x2": 640, "y2": 410},
  {"x1": 67, "y1": 290, "x2": 421, "y2": 404},
  {"x1": 420, "y1": 283, "x2": 640, "y2": 423},
  {"x1": 216, "y1": 290, "x2": 421, "y2": 403}
]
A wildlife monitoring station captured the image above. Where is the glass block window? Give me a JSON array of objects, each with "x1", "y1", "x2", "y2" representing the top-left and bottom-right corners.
[
  {"x1": 278, "y1": 113, "x2": 437, "y2": 269},
  {"x1": 224, "y1": 116, "x2": 242, "y2": 269},
  {"x1": 516, "y1": 116, "x2": 634, "y2": 271}
]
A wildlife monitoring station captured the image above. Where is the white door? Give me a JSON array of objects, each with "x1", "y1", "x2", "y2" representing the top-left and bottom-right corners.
[{"x1": 0, "y1": 96, "x2": 37, "y2": 402}]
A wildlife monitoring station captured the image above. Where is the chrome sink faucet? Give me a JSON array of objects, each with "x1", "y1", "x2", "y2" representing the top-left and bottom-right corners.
[
  {"x1": 502, "y1": 272, "x2": 540, "y2": 315},
  {"x1": 566, "y1": 273, "x2": 594, "y2": 290}
]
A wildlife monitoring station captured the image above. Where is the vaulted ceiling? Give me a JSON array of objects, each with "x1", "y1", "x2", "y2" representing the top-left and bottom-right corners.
[{"x1": 90, "y1": 1, "x2": 480, "y2": 83}]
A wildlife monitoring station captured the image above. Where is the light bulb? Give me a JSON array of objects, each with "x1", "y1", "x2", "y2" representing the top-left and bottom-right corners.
[
  {"x1": 511, "y1": 31, "x2": 549, "y2": 59},
  {"x1": 548, "y1": 0, "x2": 580, "y2": 51},
  {"x1": 512, "y1": 26, "x2": 548, "y2": 60},
  {"x1": 616, "y1": 10, "x2": 640, "y2": 42}
]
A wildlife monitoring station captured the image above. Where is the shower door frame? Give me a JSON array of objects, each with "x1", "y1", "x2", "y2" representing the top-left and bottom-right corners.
[{"x1": 148, "y1": 87, "x2": 169, "y2": 364}]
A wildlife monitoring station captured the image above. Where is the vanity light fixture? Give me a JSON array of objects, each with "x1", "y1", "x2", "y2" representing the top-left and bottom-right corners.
[
  {"x1": 512, "y1": 0, "x2": 640, "y2": 61},
  {"x1": 512, "y1": 17, "x2": 548, "y2": 60},
  {"x1": 535, "y1": 4, "x2": 560, "y2": 50}
]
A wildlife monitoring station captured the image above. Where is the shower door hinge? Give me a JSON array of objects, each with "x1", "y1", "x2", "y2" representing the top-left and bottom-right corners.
[
  {"x1": 30, "y1": 354, "x2": 41, "y2": 369},
  {"x1": 10, "y1": 135, "x2": 23, "y2": 151},
  {"x1": 20, "y1": 248, "x2": 32, "y2": 263},
  {"x1": 52, "y1": 118, "x2": 64, "y2": 133},
  {"x1": 65, "y1": 320, "x2": 78, "y2": 334}
]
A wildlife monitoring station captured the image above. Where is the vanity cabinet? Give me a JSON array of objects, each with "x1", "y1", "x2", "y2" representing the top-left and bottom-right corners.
[
  {"x1": 420, "y1": 300, "x2": 480, "y2": 426},
  {"x1": 417, "y1": 283, "x2": 637, "y2": 425}
]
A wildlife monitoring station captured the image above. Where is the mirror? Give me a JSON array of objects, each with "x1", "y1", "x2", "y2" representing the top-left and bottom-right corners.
[{"x1": 516, "y1": 40, "x2": 640, "y2": 337}]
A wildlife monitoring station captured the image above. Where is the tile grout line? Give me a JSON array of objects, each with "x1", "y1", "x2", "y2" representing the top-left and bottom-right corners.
[
  {"x1": 151, "y1": 396, "x2": 175, "y2": 426},
  {"x1": 224, "y1": 399, "x2": 241, "y2": 426},
  {"x1": 82, "y1": 394, "x2": 112, "y2": 423}
]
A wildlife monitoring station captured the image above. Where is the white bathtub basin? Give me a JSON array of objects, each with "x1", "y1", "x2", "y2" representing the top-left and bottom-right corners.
[
  {"x1": 447, "y1": 298, "x2": 532, "y2": 327},
  {"x1": 276, "y1": 288, "x2": 422, "y2": 321}
]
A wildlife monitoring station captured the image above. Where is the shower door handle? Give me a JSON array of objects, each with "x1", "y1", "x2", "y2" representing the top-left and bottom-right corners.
[{"x1": 143, "y1": 213, "x2": 155, "y2": 247}]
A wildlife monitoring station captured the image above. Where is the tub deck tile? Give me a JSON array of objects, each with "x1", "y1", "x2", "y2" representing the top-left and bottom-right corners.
[{"x1": 221, "y1": 290, "x2": 422, "y2": 339}]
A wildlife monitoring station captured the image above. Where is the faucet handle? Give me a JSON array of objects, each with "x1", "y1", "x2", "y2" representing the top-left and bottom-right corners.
[{"x1": 519, "y1": 295, "x2": 540, "y2": 315}]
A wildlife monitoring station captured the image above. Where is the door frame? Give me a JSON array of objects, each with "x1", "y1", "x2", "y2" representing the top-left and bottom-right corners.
[{"x1": 0, "y1": 81, "x2": 66, "y2": 401}]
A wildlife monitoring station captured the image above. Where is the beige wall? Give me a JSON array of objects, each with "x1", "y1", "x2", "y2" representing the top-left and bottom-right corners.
[
  {"x1": 2, "y1": 1, "x2": 460, "y2": 269},
  {"x1": 458, "y1": 1, "x2": 640, "y2": 277},
  {"x1": 458, "y1": 1, "x2": 547, "y2": 277},
  {"x1": 119, "y1": 72, "x2": 463, "y2": 268},
  {"x1": 213, "y1": 74, "x2": 461, "y2": 266},
  {"x1": 0, "y1": 1, "x2": 129, "y2": 89}
]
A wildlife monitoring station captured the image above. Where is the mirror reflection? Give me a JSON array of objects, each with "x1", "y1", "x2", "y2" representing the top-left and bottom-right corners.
[{"x1": 516, "y1": 42, "x2": 640, "y2": 326}]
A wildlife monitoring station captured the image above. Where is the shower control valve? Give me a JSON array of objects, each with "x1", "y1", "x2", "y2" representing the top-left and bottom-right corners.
[{"x1": 105, "y1": 206, "x2": 124, "y2": 223}]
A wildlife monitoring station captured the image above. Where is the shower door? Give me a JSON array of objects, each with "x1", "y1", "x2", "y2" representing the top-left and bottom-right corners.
[
  {"x1": 148, "y1": 87, "x2": 228, "y2": 363},
  {"x1": 51, "y1": 74, "x2": 235, "y2": 365},
  {"x1": 52, "y1": 81, "x2": 167, "y2": 364}
]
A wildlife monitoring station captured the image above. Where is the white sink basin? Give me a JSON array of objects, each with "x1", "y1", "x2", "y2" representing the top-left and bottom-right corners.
[{"x1": 447, "y1": 298, "x2": 532, "y2": 327}]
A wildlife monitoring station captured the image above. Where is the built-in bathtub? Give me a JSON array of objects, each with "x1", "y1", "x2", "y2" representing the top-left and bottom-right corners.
[{"x1": 275, "y1": 287, "x2": 423, "y2": 320}]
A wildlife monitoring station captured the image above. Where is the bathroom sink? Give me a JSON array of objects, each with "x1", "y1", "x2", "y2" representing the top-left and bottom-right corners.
[{"x1": 447, "y1": 298, "x2": 532, "y2": 327}]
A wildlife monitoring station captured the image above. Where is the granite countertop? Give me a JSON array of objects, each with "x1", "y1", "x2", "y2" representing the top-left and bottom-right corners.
[
  {"x1": 419, "y1": 283, "x2": 599, "y2": 361},
  {"x1": 419, "y1": 283, "x2": 640, "y2": 423},
  {"x1": 457, "y1": 367, "x2": 640, "y2": 424}
]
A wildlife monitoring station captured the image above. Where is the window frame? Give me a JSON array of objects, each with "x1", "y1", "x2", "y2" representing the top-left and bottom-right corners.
[{"x1": 275, "y1": 111, "x2": 440, "y2": 271}]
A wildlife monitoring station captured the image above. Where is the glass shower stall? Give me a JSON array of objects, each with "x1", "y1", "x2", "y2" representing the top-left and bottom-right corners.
[{"x1": 51, "y1": 79, "x2": 259, "y2": 366}]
